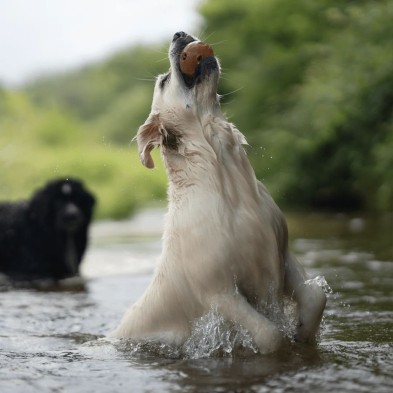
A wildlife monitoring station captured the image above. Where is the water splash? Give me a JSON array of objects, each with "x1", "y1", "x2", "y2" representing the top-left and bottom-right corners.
[
  {"x1": 111, "y1": 307, "x2": 262, "y2": 360},
  {"x1": 110, "y1": 302, "x2": 304, "y2": 360},
  {"x1": 305, "y1": 275, "x2": 333, "y2": 294},
  {"x1": 182, "y1": 307, "x2": 259, "y2": 359}
]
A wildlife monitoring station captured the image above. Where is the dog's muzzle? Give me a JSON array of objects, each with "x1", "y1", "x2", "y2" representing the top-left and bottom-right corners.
[
  {"x1": 180, "y1": 41, "x2": 214, "y2": 76},
  {"x1": 172, "y1": 31, "x2": 218, "y2": 88},
  {"x1": 57, "y1": 203, "x2": 84, "y2": 232}
]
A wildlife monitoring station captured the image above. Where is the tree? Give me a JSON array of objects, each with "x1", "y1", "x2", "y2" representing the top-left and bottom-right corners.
[{"x1": 199, "y1": 0, "x2": 393, "y2": 210}]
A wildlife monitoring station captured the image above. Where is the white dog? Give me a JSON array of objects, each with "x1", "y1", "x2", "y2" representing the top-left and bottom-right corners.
[{"x1": 111, "y1": 32, "x2": 326, "y2": 354}]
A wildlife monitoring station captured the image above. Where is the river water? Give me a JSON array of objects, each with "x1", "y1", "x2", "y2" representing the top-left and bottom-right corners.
[{"x1": 0, "y1": 208, "x2": 392, "y2": 392}]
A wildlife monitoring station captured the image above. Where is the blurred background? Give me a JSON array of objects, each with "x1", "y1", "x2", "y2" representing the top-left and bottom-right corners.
[
  {"x1": 1, "y1": 3, "x2": 392, "y2": 388},
  {"x1": 1, "y1": 0, "x2": 392, "y2": 220}
]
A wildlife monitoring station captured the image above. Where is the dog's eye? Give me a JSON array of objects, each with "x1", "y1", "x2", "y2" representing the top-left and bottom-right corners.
[
  {"x1": 163, "y1": 129, "x2": 180, "y2": 150},
  {"x1": 159, "y1": 73, "x2": 170, "y2": 89}
]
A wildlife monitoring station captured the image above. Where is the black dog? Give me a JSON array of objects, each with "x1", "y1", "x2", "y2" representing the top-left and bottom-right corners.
[{"x1": 0, "y1": 178, "x2": 95, "y2": 282}]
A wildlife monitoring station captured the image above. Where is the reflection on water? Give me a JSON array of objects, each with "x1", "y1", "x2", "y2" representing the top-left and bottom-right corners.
[{"x1": 0, "y1": 208, "x2": 392, "y2": 392}]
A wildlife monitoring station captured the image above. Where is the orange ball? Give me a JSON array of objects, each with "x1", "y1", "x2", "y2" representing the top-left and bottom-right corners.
[{"x1": 180, "y1": 41, "x2": 214, "y2": 76}]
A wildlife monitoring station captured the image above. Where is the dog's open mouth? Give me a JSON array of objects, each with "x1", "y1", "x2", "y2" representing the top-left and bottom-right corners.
[{"x1": 172, "y1": 32, "x2": 218, "y2": 88}]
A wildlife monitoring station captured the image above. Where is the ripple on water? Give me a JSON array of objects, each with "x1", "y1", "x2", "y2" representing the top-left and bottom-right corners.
[{"x1": 1, "y1": 212, "x2": 392, "y2": 393}]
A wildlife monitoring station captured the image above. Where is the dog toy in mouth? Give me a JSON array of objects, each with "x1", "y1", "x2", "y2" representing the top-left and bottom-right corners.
[{"x1": 180, "y1": 41, "x2": 214, "y2": 76}]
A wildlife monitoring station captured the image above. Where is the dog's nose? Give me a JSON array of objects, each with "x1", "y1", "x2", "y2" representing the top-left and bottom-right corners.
[
  {"x1": 180, "y1": 41, "x2": 214, "y2": 76},
  {"x1": 172, "y1": 31, "x2": 187, "y2": 42},
  {"x1": 59, "y1": 203, "x2": 83, "y2": 231}
]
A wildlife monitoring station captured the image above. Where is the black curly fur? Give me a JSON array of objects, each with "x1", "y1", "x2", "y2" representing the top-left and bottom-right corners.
[{"x1": 0, "y1": 178, "x2": 95, "y2": 281}]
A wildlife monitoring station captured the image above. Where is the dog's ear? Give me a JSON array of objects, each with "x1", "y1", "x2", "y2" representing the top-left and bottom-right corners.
[{"x1": 136, "y1": 113, "x2": 164, "y2": 169}]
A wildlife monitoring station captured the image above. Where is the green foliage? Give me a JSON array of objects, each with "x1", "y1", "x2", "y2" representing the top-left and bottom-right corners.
[
  {"x1": 0, "y1": 90, "x2": 166, "y2": 219},
  {"x1": 25, "y1": 45, "x2": 167, "y2": 143},
  {"x1": 1, "y1": 45, "x2": 170, "y2": 219},
  {"x1": 1, "y1": 0, "x2": 392, "y2": 217},
  {"x1": 199, "y1": 0, "x2": 393, "y2": 211},
  {"x1": 94, "y1": 84, "x2": 153, "y2": 144}
]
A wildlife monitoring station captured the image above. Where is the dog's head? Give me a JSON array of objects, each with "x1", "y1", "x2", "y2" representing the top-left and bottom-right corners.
[
  {"x1": 24, "y1": 178, "x2": 95, "y2": 279},
  {"x1": 29, "y1": 178, "x2": 96, "y2": 234},
  {"x1": 137, "y1": 32, "x2": 221, "y2": 169},
  {"x1": 165, "y1": 31, "x2": 220, "y2": 105}
]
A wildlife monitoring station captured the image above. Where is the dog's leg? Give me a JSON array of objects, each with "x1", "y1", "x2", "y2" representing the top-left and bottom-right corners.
[
  {"x1": 212, "y1": 292, "x2": 283, "y2": 354},
  {"x1": 284, "y1": 253, "x2": 327, "y2": 343}
]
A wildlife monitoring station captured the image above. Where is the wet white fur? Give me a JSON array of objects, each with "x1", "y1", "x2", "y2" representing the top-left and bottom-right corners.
[{"x1": 111, "y1": 37, "x2": 326, "y2": 353}]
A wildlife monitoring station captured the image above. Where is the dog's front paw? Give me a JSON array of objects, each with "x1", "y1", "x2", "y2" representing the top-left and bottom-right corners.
[
  {"x1": 295, "y1": 284, "x2": 327, "y2": 343},
  {"x1": 254, "y1": 323, "x2": 283, "y2": 354},
  {"x1": 294, "y1": 323, "x2": 316, "y2": 344}
]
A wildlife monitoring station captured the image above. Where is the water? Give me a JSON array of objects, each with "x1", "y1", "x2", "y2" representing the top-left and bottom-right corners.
[{"x1": 1, "y1": 208, "x2": 392, "y2": 392}]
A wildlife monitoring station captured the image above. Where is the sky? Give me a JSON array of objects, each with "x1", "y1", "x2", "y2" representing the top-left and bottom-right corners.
[{"x1": 0, "y1": 0, "x2": 201, "y2": 86}]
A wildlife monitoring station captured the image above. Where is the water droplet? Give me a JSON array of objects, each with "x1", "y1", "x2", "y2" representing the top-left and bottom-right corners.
[{"x1": 305, "y1": 275, "x2": 333, "y2": 294}]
